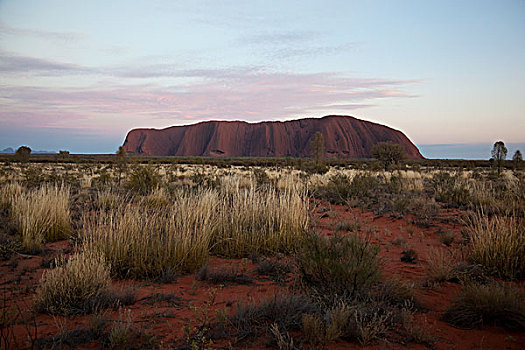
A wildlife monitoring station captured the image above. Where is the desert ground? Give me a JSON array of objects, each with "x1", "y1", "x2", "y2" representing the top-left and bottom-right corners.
[{"x1": 0, "y1": 158, "x2": 523, "y2": 349}]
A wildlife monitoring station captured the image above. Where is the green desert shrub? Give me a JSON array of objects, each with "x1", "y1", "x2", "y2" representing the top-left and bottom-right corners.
[
  {"x1": 443, "y1": 283, "x2": 525, "y2": 330},
  {"x1": 11, "y1": 184, "x2": 71, "y2": 252},
  {"x1": 33, "y1": 251, "x2": 111, "y2": 315},
  {"x1": 319, "y1": 173, "x2": 379, "y2": 205},
  {"x1": 467, "y1": 214, "x2": 524, "y2": 279},
  {"x1": 295, "y1": 233, "x2": 381, "y2": 297},
  {"x1": 430, "y1": 172, "x2": 471, "y2": 208},
  {"x1": 409, "y1": 196, "x2": 440, "y2": 226},
  {"x1": 126, "y1": 165, "x2": 160, "y2": 194}
]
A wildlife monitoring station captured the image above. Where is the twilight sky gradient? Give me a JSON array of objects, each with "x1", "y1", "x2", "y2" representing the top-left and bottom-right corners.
[{"x1": 1, "y1": 0, "x2": 524, "y2": 158}]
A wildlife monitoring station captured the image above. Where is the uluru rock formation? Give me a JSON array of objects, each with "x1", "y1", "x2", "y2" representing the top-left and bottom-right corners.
[{"x1": 123, "y1": 115, "x2": 423, "y2": 159}]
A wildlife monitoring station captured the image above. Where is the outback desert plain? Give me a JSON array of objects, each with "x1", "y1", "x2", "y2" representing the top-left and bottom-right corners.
[{"x1": 0, "y1": 116, "x2": 524, "y2": 350}]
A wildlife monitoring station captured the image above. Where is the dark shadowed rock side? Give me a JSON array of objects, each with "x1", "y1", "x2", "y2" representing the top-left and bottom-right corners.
[{"x1": 123, "y1": 115, "x2": 424, "y2": 159}]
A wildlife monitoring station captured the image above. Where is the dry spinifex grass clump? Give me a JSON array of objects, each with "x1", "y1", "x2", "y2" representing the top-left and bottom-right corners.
[
  {"x1": 444, "y1": 282, "x2": 525, "y2": 330},
  {"x1": 10, "y1": 184, "x2": 71, "y2": 252},
  {"x1": 466, "y1": 213, "x2": 524, "y2": 280},
  {"x1": 212, "y1": 181, "x2": 310, "y2": 257},
  {"x1": 84, "y1": 177, "x2": 310, "y2": 278},
  {"x1": 425, "y1": 248, "x2": 462, "y2": 283},
  {"x1": 83, "y1": 188, "x2": 218, "y2": 279},
  {"x1": 0, "y1": 182, "x2": 23, "y2": 211},
  {"x1": 33, "y1": 250, "x2": 111, "y2": 315}
]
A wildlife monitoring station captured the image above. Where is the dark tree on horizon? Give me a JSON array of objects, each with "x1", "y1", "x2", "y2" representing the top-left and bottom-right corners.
[
  {"x1": 15, "y1": 146, "x2": 31, "y2": 162},
  {"x1": 512, "y1": 149, "x2": 522, "y2": 169},
  {"x1": 491, "y1": 141, "x2": 507, "y2": 175}
]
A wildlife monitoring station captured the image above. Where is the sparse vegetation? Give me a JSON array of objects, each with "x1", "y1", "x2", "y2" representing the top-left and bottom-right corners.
[
  {"x1": 426, "y1": 248, "x2": 461, "y2": 283},
  {"x1": 126, "y1": 165, "x2": 160, "y2": 194},
  {"x1": 10, "y1": 184, "x2": 71, "y2": 252},
  {"x1": 33, "y1": 251, "x2": 111, "y2": 315},
  {"x1": 211, "y1": 179, "x2": 309, "y2": 257},
  {"x1": 466, "y1": 214, "x2": 524, "y2": 279},
  {"x1": 444, "y1": 282, "x2": 525, "y2": 330},
  {"x1": 82, "y1": 189, "x2": 217, "y2": 278},
  {"x1": 371, "y1": 141, "x2": 406, "y2": 170},
  {"x1": 196, "y1": 264, "x2": 253, "y2": 285},
  {"x1": 295, "y1": 233, "x2": 381, "y2": 297},
  {"x1": 0, "y1": 158, "x2": 523, "y2": 348},
  {"x1": 230, "y1": 294, "x2": 318, "y2": 342}
]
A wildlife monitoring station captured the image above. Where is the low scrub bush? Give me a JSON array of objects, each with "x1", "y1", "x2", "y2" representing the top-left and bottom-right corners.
[
  {"x1": 443, "y1": 283, "x2": 525, "y2": 330},
  {"x1": 425, "y1": 249, "x2": 461, "y2": 283},
  {"x1": 230, "y1": 294, "x2": 318, "y2": 342},
  {"x1": 319, "y1": 173, "x2": 379, "y2": 205},
  {"x1": 256, "y1": 258, "x2": 291, "y2": 282},
  {"x1": 334, "y1": 217, "x2": 362, "y2": 232},
  {"x1": 401, "y1": 312, "x2": 436, "y2": 346},
  {"x1": 373, "y1": 279, "x2": 419, "y2": 308},
  {"x1": 126, "y1": 165, "x2": 160, "y2": 194},
  {"x1": 302, "y1": 298, "x2": 396, "y2": 345},
  {"x1": 347, "y1": 305, "x2": 393, "y2": 345},
  {"x1": 302, "y1": 301, "x2": 352, "y2": 344},
  {"x1": 467, "y1": 214, "x2": 524, "y2": 279},
  {"x1": 430, "y1": 172, "x2": 471, "y2": 208},
  {"x1": 33, "y1": 251, "x2": 111, "y2": 315},
  {"x1": 196, "y1": 264, "x2": 253, "y2": 285},
  {"x1": 400, "y1": 249, "x2": 418, "y2": 264},
  {"x1": 436, "y1": 230, "x2": 455, "y2": 246},
  {"x1": 11, "y1": 184, "x2": 71, "y2": 252},
  {"x1": 109, "y1": 309, "x2": 134, "y2": 350},
  {"x1": 410, "y1": 197, "x2": 440, "y2": 226},
  {"x1": 295, "y1": 233, "x2": 381, "y2": 297}
]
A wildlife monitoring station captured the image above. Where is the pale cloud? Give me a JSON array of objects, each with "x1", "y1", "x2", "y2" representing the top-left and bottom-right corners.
[
  {"x1": 0, "y1": 50, "x2": 93, "y2": 75},
  {"x1": 0, "y1": 68, "x2": 416, "y2": 133},
  {"x1": 0, "y1": 22, "x2": 85, "y2": 43}
]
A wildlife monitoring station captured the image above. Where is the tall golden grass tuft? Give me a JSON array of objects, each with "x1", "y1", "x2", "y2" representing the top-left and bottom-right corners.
[
  {"x1": 0, "y1": 182, "x2": 23, "y2": 211},
  {"x1": 11, "y1": 184, "x2": 71, "y2": 252},
  {"x1": 96, "y1": 187, "x2": 122, "y2": 211},
  {"x1": 467, "y1": 214, "x2": 524, "y2": 279},
  {"x1": 212, "y1": 178, "x2": 309, "y2": 257},
  {"x1": 83, "y1": 188, "x2": 218, "y2": 278},
  {"x1": 33, "y1": 250, "x2": 111, "y2": 315}
]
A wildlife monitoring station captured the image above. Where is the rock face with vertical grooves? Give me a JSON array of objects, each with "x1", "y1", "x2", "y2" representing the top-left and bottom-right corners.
[{"x1": 123, "y1": 115, "x2": 423, "y2": 159}]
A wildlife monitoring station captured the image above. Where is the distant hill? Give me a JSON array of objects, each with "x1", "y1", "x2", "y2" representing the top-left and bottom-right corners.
[
  {"x1": 0, "y1": 148, "x2": 14, "y2": 154},
  {"x1": 0, "y1": 147, "x2": 55, "y2": 155},
  {"x1": 123, "y1": 115, "x2": 423, "y2": 159}
]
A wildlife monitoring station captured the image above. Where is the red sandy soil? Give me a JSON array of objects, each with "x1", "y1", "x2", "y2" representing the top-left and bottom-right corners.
[{"x1": 1, "y1": 203, "x2": 523, "y2": 349}]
